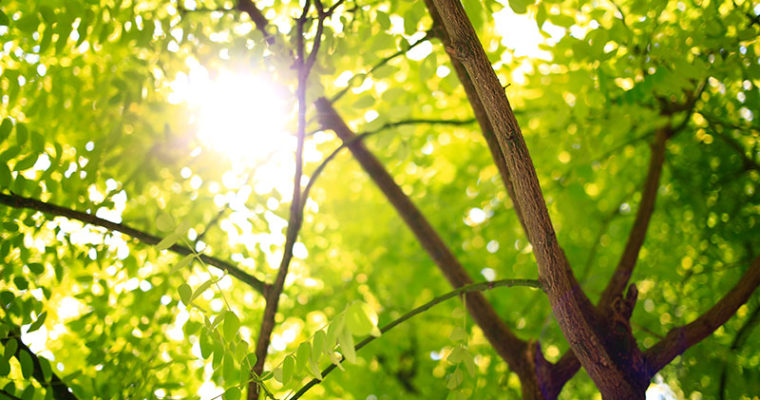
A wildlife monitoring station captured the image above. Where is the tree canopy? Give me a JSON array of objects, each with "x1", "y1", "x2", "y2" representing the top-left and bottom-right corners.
[{"x1": 0, "y1": 0, "x2": 759, "y2": 399}]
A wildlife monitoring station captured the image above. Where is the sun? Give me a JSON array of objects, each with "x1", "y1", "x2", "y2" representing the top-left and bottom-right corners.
[{"x1": 170, "y1": 61, "x2": 292, "y2": 164}]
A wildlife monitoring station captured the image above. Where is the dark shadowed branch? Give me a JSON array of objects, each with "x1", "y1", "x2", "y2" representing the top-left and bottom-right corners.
[
  {"x1": 0, "y1": 192, "x2": 269, "y2": 295},
  {"x1": 644, "y1": 255, "x2": 760, "y2": 376}
]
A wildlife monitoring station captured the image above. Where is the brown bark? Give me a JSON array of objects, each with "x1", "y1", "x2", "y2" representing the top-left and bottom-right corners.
[
  {"x1": 0, "y1": 193, "x2": 269, "y2": 295},
  {"x1": 644, "y1": 255, "x2": 760, "y2": 375},
  {"x1": 598, "y1": 129, "x2": 667, "y2": 315},
  {"x1": 422, "y1": 0, "x2": 532, "y2": 245},
  {"x1": 236, "y1": 0, "x2": 274, "y2": 44},
  {"x1": 314, "y1": 97, "x2": 552, "y2": 399},
  {"x1": 428, "y1": 0, "x2": 647, "y2": 398}
]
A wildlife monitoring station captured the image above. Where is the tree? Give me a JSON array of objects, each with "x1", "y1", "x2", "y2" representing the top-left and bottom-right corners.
[{"x1": 0, "y1": 0, "x2": 758, "y2": 398}]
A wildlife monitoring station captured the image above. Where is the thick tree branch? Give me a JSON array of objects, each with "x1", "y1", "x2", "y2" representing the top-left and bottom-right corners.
[
  {"x1": 1, "y1": 332, "x2": 77, "y2": 399},
  {"x1": 290, "y1": 278, "x2": 542, "y2": 400},
  {"x1": 428, "y1": 0, "x2": 648, "y2": 397},
  {"x1": 0, "y1": 192, "x2": 268, "y2": 295},
  {"x1": 314, "y1": 97, "x2": 547, "y2": 394},
  {"x1": 423, "y1": 0, "x2": 532, "y2": 245},
  {"x1": 644, "y1": 255, "x2": 760, "y2": 376}
]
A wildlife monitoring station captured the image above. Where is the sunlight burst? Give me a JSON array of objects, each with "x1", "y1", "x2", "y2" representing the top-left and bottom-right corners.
[{"x1": 170, "y1": 62, "x2": 292, "y2": 163}]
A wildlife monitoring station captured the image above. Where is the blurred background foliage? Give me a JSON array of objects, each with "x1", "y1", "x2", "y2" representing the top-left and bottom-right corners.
[{"x1": 0, "y1": 0, "x2": 758, "y2": 398}]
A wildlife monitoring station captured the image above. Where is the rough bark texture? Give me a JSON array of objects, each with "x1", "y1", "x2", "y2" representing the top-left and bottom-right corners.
[
  {"x1": 314, "y1": 97, "x2": 554, "y2": 399},
  {"x1": 422, "y1": 0, "x2": 532, "y2": 245},
  {"x1": 428, "y1": 0, "x2": 647, "y2": 398}
]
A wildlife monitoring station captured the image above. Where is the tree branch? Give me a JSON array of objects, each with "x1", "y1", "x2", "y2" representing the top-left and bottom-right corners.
[
  {"x1": 0, "y1": 192, "x2": 269, "y2": 295},
  {"x1": 428, "y1": 0, "x2": 649, "y2": 397},
  {"x1": 1, "y1": 332, "x2": 78, "y2": 399},
  {"x1": 314, "y1": 97, "x2": 545, "y2": 392},
  {"x1": 236, "y1": 0, "x2": 274, "y2": 44},
  {"x1": 644, "y1": 255, "x2": 760, "y2": 376},
  {"x1": 597, "y1": 128, "x2": 668, "y2": 314},
  {"x1": 330, "y1": 33, "x2": 432, "y2": 103},
  {"x1": 423, "y1": 0, "x2": 533, "y2": 247},
  {"x1": 249, "y1": 2, "x2": 326, "y2": 397},
  {"x1": 289, "y1": 278, "x2": 542, "y2": 400},
  {"x1": 302, "y1": 117, "x2": 476, "y2": 203}
]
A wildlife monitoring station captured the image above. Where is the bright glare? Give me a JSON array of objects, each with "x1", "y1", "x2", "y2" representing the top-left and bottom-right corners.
[{"x1": 170, "y1": 61, "x2": 291, "y2": 163}]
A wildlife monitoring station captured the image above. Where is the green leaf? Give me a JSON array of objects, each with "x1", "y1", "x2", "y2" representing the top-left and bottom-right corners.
[
  {"x1": 4, "y1": 338, "x2": 17, "y2": 361},
  {"x1": 0, "y1": 357, "x2": 9, "y2": 376},
  {"x1": 308, "y1": 356, "x2": 323, "y2": 380},
  {"x1": 345, "y1": 302, "x2": 379, "y2": 337},
  {"x1": 222, "y1": 387, "x2": 240, "y2": 400},
  {"x1": 14, "y1": 154, "x2": 38, "y2": 171},
  {"x1": 178, "y1": 283, "x2": 192, "y2": 304},
  {"x1": 353, "y1": 95, "x2": 375, "y2": 109},
  {"x1": 190, "y1": 279, "x2": 215, "y2": 302},
  {"x1": 29, "y1": 132, "x2": 44, "y2": 153},
  {"x1": 223, "y1": 311, "x2": 239, "y2": 342},
  {"x1": 38, "y1": 356, "x2": 52, "y2": 382},
  {"x1": 450, "y1": 326, "x2": 467, "y2": 342},
  {"x1": 155, "y1": 214, "x2": 175, "y2": 232},
  {"x1": 446, "y1": 368, "x2": 464, "y2": 390},
  {"x1": 508, "y1": 0, "x2": 532, "y2": 14},
  {"x1": 312, "y1": 330, "x2": 326, "y2": 362},
  {"x1": 0, "y1": 118, "x2": 12, "y2": 141},
  {"x1": 0, "y1": 146, "x2": 21, "y2": 163},
  {"x1": 199, "y1": 328, "x2": 213, "y2": 359},
  {"x1": 38, "y1": 6, "x2": 56, "y2": 25},
  {"x1": 16, "y1": 124, "x2": 28, "y2": 147},
  {"x1": 170, "y1": 254, "x2": 195, "y2": 274},
  {"x1": 0, "y1": 11, "x2": 9, "y2": 27},
  {"x1": 20, "y1": 386, "x2": 34, "y2": 400},
  {"x1": 27, "y1": 263, "x2": 45, "y2": 275},
  {"x1": 19, "y1": 350, "x2": 33, "y2": 379},
  {"x1": 447, "y1": 345, "x2": 469, "y2": 364},
  {"x1": 337, "y1": 326, "x2": 356, "y2": 364},
  {"x1": 155, "y1": 231, "x2": 183, "y2": 251},
  {"x1": 0, "y1": 163, "x2": 11, "y2": 188},
  {"x1": 296, "y1": 341, "x2": 311, "y2": 373},
  {"x1": 16, "y1": 14, "x2": 40, "y2": 33},
  {"x1": 27, "y1": 312, "x2": 47, "y2": 333},
  {"x1": 281, "y1": 355, "x2": 294, "y2": 385}
]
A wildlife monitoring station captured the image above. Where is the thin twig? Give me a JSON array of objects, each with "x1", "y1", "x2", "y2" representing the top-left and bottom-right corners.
[
  {"x1": 249, "y1": 1, "x2": 328, "y2": 397},
  {"x1": 301, "y1": 116, "x2": 476, "y2": 203},
  {"x1": 330, "y1": 33, "x2": 432, "y2": 103},
  {"x1": 289, "y1": 278, "x2": 542, "y2": 399}
]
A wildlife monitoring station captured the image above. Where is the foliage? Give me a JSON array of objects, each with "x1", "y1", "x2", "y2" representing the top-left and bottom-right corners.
[{"x1": 0, "y1": 0, "x2": 759, "y2": 399}]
